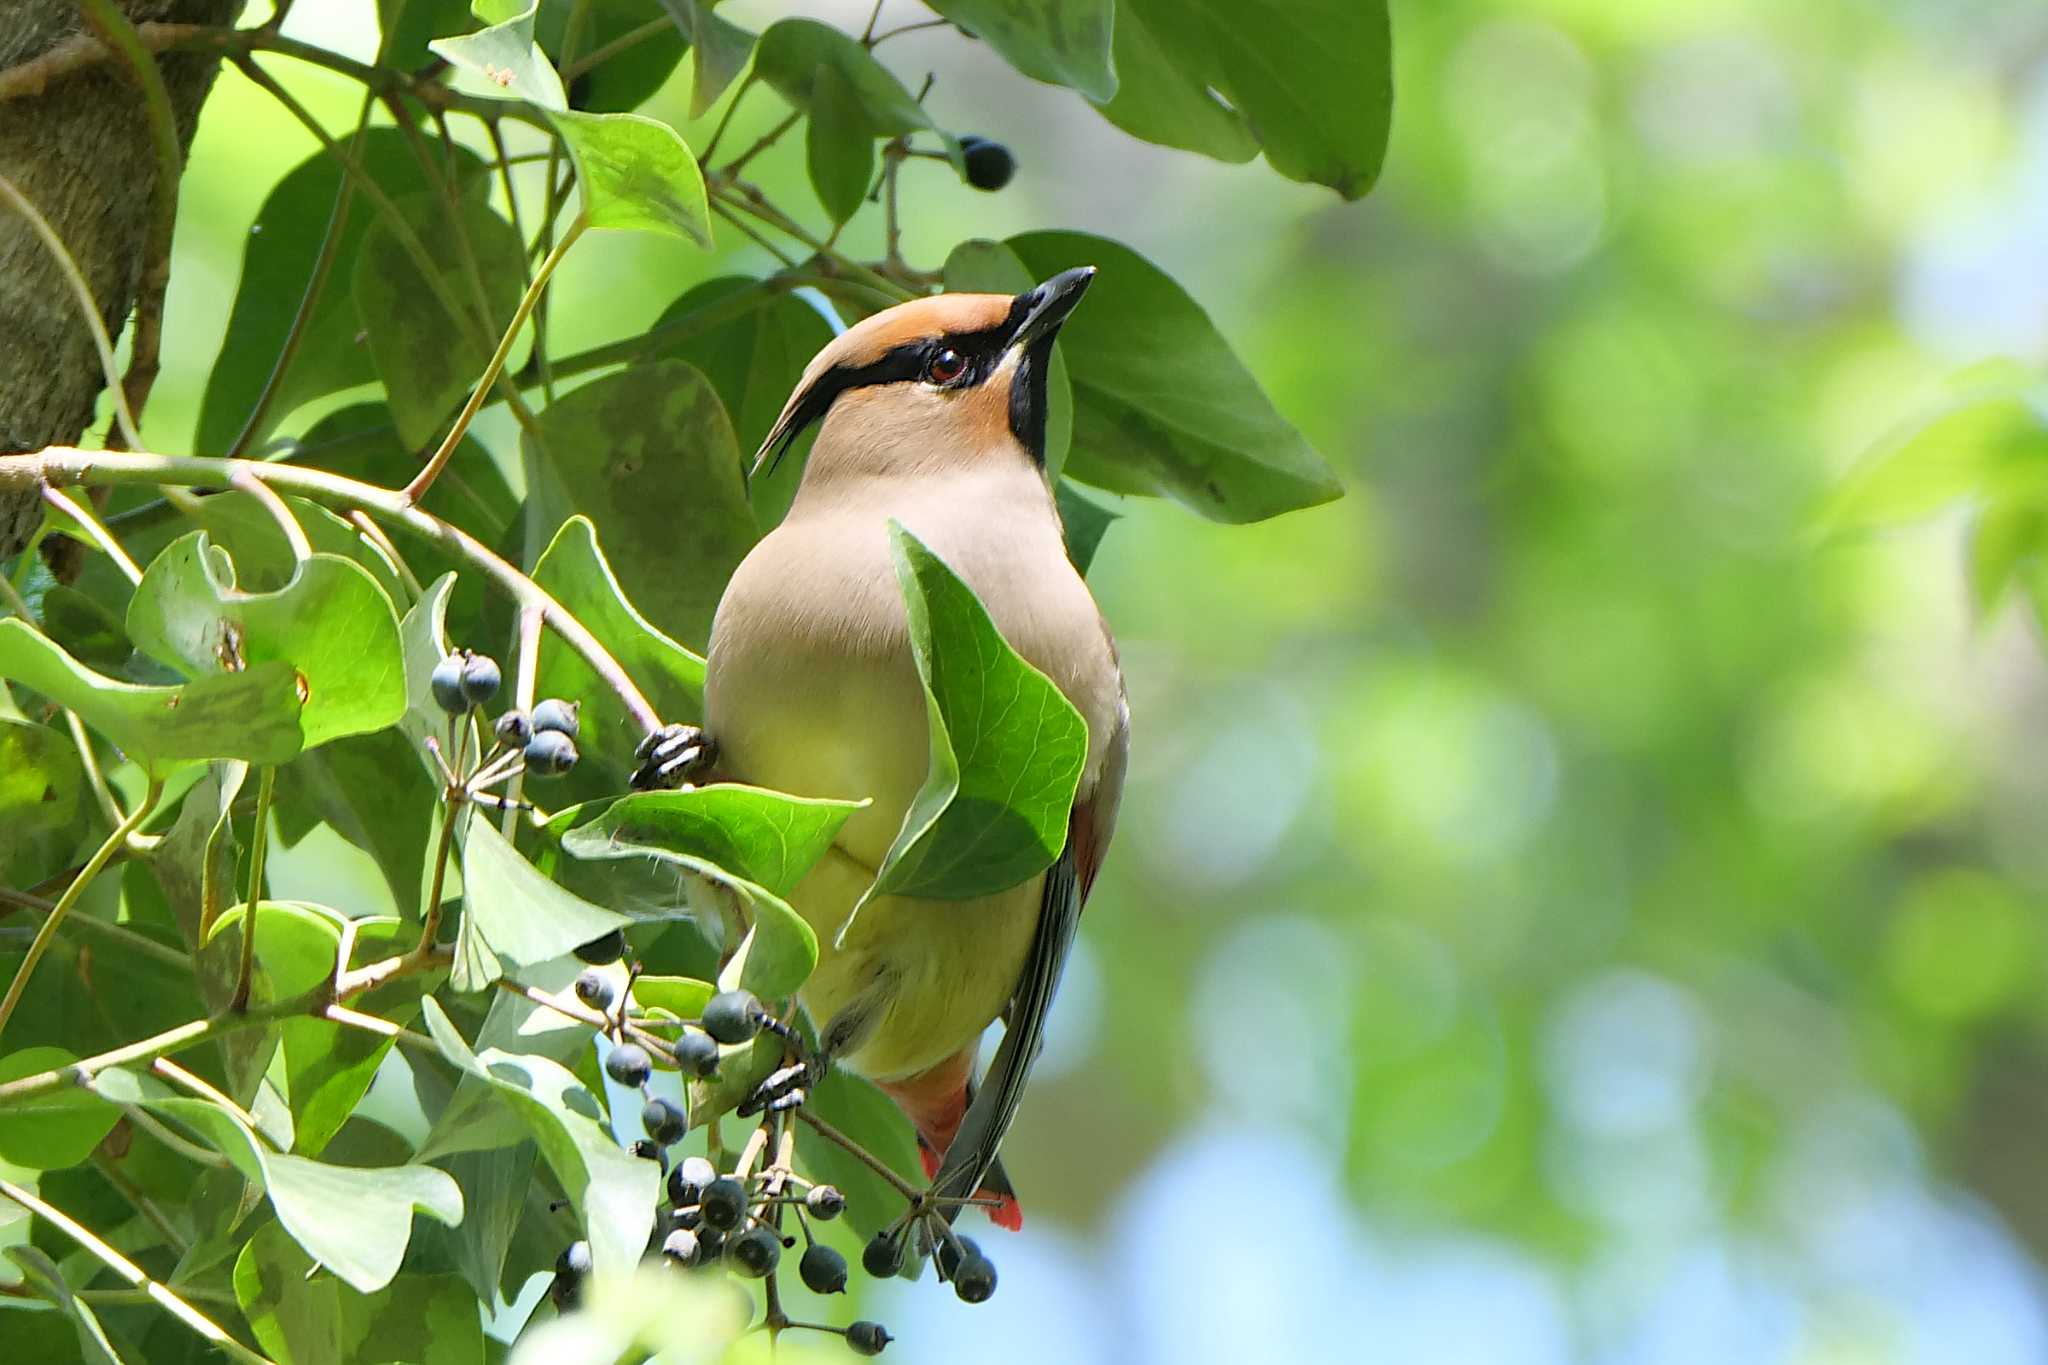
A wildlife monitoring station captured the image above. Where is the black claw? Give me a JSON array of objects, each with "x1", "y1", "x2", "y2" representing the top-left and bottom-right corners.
[{"x1": 629, "y1": 724, "x2": 719, "y2": 791}]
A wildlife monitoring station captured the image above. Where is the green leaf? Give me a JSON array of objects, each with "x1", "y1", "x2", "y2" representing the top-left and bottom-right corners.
[
  {"x1": 352, "y1": 190, "x2": 527, "y2": 449},
  {"x1": 236, "y1": 1223, "x2": 484, "y2": 1365},
  {"x1": 419, "y1": 998, "x2": 658, "y2": 1278},
  {"x1": 1099, "y1": 0, "x2": 1391, "y2": 198},
  {"x1": 629, "y1": 975, "x2": 713, "y2": 1021},
  {"x1": 805, "y1": 64, "x2": 875, "y2": 225},
  {"x1": 294, "y1": 404, "x2": 519, "y2": 553},
  {"x1": 0, "y1": 1047, "x2": 120, "y2": 1169},
  {"x1": 197, "y1": 900, "x2": 345, "y2": 1114},
  {"x1": 560, "y1": 785, "x2": 861, "y2": 899},
  {"x1": 654, "y1": 277, "x2": 835, "y2": 529},
  {"x1": 853, "y1": 524, "x2": 1088, "y2": 919},
  {"x1": 530, "y1": 516, "x2": 706, "y2": 796},
  {"x1": 925, "y1": 0, "x2": 1116, "y2": 101},
  {"x1": 455, "y1": 812, "x2": 630, "y2": 992},
  {"x1": 153, "y1": 761, "x2": 246, "y2": 948},
  {"x1": 1055, "y1": 478, "x2": 1118, "y2": 576},
  {"x1": 943, "y1": 240, "x2": 1074, "y2": 479},
  {"x1": 661, "y1": 0, "x2": 756, "y2": 119},
  {"x1": 755, "y1": 19, "x2": 956, "y2": 159},
  {"x1": 396, "y1": 574, "x2": 474, "y2": 784},
  {"x1": 0, "y1": 619, "x2": 304, "y2": 775},
  {"x1": 0, "y1": 717, "x2": 86, "y2": 881},
  {"x1": 9, "y1": 1246, "x2": 126, "y2": 1365},
  {"x1": 684, "y1": 1028, "x2": 781, "y2": 1129},
  {"x1": 38, "y1": 584, "x2": 129, "y2": 674},
  {"x1": 275, "y1": 729, "x2": 437, "y2": 920},
  {"x1": 430, "y1": 0, "x2": 568, "y2": 109},
  {"x1": 712, "y1": 884, "x2": 817, "y2": 1002},
  {"x1": 380, "y1": 0, "x2": 475, "y2": 69},
  {"x1": 1821, "y1": 363, "x2": 2048, "y2": 533},
  {"x1": 169, "y1": 488, "x2": 409, "y2": 607},
  {"x1": 554, "y1": 110, "x2": 712, "y2": 245},
  {"x1": 802, "y1": 1069, "x2": 923, "y2": 1240},
  {"x1": 92, "y1": 1067, "x2": 463, "y2": 1294},
  {"x1": 524, "y1": 361, "x2": 755, "y2": 649},
  {"x1": 195, "y1": 130, "x2": 488, "y2": 453},
  {"x1": 1009, "y1": 231, "x2": 1342, "y2": 522},
  {"x1": 126, "y1": 533, "x2": 406, "y2": 751}
]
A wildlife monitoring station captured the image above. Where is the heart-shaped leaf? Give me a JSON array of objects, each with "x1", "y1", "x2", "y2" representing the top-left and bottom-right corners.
[
  {"x1": 454, "y1": 813, "x2": 630, "y2": 992},
  {"x1": 554, "y1": 110, "x2": 712, "y2": 245}
]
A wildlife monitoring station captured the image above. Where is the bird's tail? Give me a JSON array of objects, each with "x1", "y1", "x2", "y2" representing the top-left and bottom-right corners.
[{"x1": 879, "y1": 1049, "x2": 1024, "y2": 1231}]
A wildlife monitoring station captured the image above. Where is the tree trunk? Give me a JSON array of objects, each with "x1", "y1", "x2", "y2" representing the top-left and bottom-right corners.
[{"x1": 0, "y1": 0, "x2": 241, "y2": 557}]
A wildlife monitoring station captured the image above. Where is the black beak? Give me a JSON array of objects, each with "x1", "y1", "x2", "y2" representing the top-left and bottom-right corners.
[{"x1": 1006, "y1": 267, "x2": 1095, "y2": 354}]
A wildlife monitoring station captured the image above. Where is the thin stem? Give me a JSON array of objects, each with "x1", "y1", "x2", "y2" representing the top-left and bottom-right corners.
[
  {"x1": 5, "y1": 450, "x2": 664, "y2": 734},
  {"x1": 795, "y1": 1109, "x2": 920, "y2": 1200},
  {"x1": 0, "y1": 571, "x2": 33, "y2": 621},
  {"x1": 0, "y1": 885, "x2": 186, "y2": 971},
  {"x1": 561, "y1": 15, "x2": 670, "y2": 79},
  {"x1": 77, "y1": 0, "x2": 183, "y2": 446},
  {"x1": 234, "y1": 766, "x2": 277, "y2": 1010},
  {"x1": 405, "y1": 214, "x2": 588, "y2": 506},
  {"x1": 231, "y1": 470, "x2": 310, "y2": 563},
  {"x1": 501, "y1": 606, "x2": 542, "y2": 836},
  {"x1": 698, "y1": 74, "x2": 754, "y2": 167},
  {"x1": 41, "y1": 485, "x2": 144, "y2": 585},
  {"x1": 348, "y1": 509, "x2": 422, "y2": 598},
  {"x1": 711, "y1": 199, "x2": 799, "y2": 269},
  {"x1": 322, "y1": 1003, "x2": 445, "y2": 1058},
  {"x1": 486, "y1": 119, "x2": 531, "y2": 288},
  {"x1": 0, "y1": 1178, "x2": 276, "y2": 1364},
  {"x1": 872, "y1": 17, "x2": 950, "y2": 46},
  {"x1": 152, "y1": 1058, "x2": 263, "y2": 1134},
  {"x1": 0, "y1": 780, "x2": 160, "y2": 1045},
  {"x1": 63, "y1": 708, "x2": 128, "y2": 832},
  {"x1": 226, "y1": 92, "x2": 374, "y2": 459},
  {"x1": 719, "y1": 110, "x2": 802, "y2": 179},
  {"x1": 121, "y1": 1104, "x2": 232, "y2": 1168},
  {"x1": 92, "y1": 1149, "x2": 191, "y2": 1254},
  {"x1": 859, "y1": 0, "x2": 887, "y2": 44},
  {"x1": 412, "y1": 801, "x2": 462, "y2": 961},
  {"x1": 0, "y1": 173, "x2": 140, "y2": 448}
]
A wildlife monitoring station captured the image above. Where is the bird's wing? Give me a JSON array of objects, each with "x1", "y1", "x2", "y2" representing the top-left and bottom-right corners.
[{"x1": 931, "y1": 682, "x2": 1128, "y2": 1219}]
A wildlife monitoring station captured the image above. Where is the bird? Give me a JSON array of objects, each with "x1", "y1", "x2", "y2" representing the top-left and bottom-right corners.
[{"x1": 631, "y1": 268, "x2": 1126, "y2": 1230}]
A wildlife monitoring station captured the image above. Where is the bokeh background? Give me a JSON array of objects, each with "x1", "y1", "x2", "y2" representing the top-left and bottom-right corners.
[{"x1": 135, "y1": 0, "x2": 2048, "y2": 1359}]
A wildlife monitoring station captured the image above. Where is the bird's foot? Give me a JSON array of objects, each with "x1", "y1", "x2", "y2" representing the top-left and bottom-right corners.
[
  {"x1": 738, "y1": 1018, "x2": 827, "y2": 1117},
  {"x1": 629, "y1": 724, "x2": 718, "y2": 791}
]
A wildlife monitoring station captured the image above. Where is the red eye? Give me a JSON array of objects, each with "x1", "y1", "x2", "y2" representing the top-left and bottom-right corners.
[{"x1": 925, "y1": 348, "x2": 967, "y2": 385}]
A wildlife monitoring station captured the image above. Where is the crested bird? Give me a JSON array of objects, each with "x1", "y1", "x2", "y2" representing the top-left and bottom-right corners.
[{"x1": 633, "y1": 268, "x2": 1126, "y2": 1229}]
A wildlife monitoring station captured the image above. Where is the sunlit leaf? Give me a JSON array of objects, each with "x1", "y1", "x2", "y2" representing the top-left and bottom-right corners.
[
  {"x1": 430, "y1": 0, "x2": 568, "y2": 109},
  {"x1": 454, "y1": 813, "x2": 630, "y2": 992},
  {"x1": 560, "y1": 785, "x2": 861, "y2": 899},
  {"x1": 10, "y1": 1246, "x2": 125, "y2": 1365},
  {"x1": 0, "y1": 717, "x2": 86, "y2": 883},
  {"x1": 236, "y1": 1223, "x2": 484, "y2": 1365},
  {"x1": 1009, "y1": 231, "x2": 1343, "y2": 521},
  {"x1": 0, "y1": 1046, "x2": 120, "y2": 1170},
  {"x1": 554, "y1": 110, "x2": 712, "y2": 245}
]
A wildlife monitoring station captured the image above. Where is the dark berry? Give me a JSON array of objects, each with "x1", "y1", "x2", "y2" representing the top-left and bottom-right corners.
[
  {"x1": 936, "y1": 1233, "x2": 980, "y2": 1281},
  {"x1": 673, "y1": 1028, "x2": 720, "y2": 1077},
  {"x1": 669, "y1": 1155, "x2": 716, "y2": 1208},
  {"x1": 729, "y1": 1225, "x2": 781, "y2": 1278},
  {"x1": 532, "y1": 698, "x2": 581, "y2": 737},
  {"x1": 605, "y1": 1042, "x2": 652, "y2": 1088},
  {"x1": 495, "y1": 708, "x2": 532, "y2": 747},
  {"x1": 556, "y1": 1240, "x2": 593, "y2": 1277},
  {"x1": 572, "y1": 929, "x2": 626, "y2": 965},
  {"x1": 548, "y1": 1269, "x2": 581, "y2": 1312},
  {"x1": 799, "y1": 1243, "x2": 848, "y2": 1294},
  {"x1": 861, "y1": 1229, "x2": 904, "y2": 1279},
  {"x1": 430, "y1": 653, "x2": 469, "y2": 715},
  {"x1": 953, "y1": 1252, "x2": 997, "y2": 1303},
  {"x1": 700, "y1": 989, "x2": 762, "y2": 1045},
  {"x1": 524, "y1": 729, "x2": 578, "y2": 776},
  {"x1": 661, "y1": 1228, "x2": 702, "y2": 1266},
  {"x1": 574, "y1": 969, "x2": 614, "y2": 1010},
  {"x1": 804, "y1": 1184, "x2": 845, "y2": 1220},
  {"x1": 959, "y1": 135, "x2": 1015, "y2": 191},
  {"x1": 460, "y1": 653, "x2": 501, "y2": 704},
  {"x1": 847, "y1": 1321, "x2": 892, "y2": 1356},
  {"x1": 700, "y1": 1176, "x2": 747, "y2": 1231},
  {"x1": 670, "y1": 1204, "x2": 702, "y2": 1232},
  {"x1": 641, "y1": 1096, "x2": 687, "y2": 1146}
]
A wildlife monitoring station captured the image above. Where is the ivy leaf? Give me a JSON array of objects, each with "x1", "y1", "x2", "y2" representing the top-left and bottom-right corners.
[
  {"x1": 352, "y1": 190, "x2": 527, "y2": 449},
  {"x1": 560, "y1": 785, "x2": 861, "y2": 899},
  {"x1": 554, "y1": 111, "x2": 712, "y2": 245},
  {"x1": 430, "y1": 0, "x2": 568, "y2": 109},
  {"x1": 395, "y1": 574, "x2": 472, "y2": 785},
  {"x1": 0, "y1": 718, "x2": 86, "y2": 885},
  {"x1": 126, "y1": 532, "x2": 406, "y2": 751},
  {"x1": 153, "y1": 761, "x2": 246, "y2": 947},
  {"x1": 9, "y1": 1246, "x2": 126, "y2": 1365},
  {"x1": 943, "y1": 239, "x2": 1074, "y2": 478},
  {"x1": 0, "y1": 619, "x2": 304, "y2": 775},
  {"x1": 531, "y1": 516, "x2": 706, "y2": 798},
  {"x1": 38, "y1": 585, "x2": 128, "y2": 674},
  {"x1": 1096, "y1": 0, "x2": 1391, "y2": 199},
  {"x1": 195, "y1": 130, "x2": 487, "y2": 454},
  {"x1": 235, "y1": 1223, "x2": 484, "y2": 1365},
  {"x1": 0, "y1": 1046, "x2": 120, "y2": 1170},
  {"x1": 852, "y1": 525, "x2": 1088, "y2": 924},
  {"x1": 630, "y1": 975, "x2": 713, "y2": 1021},
  {"x1": 419, "y1": 998, "x2": 659, "y2": 1279},
  {"x1": 1009, "y1": 231, "x2": 1342, "y2": 522},
  {"x1": 924, "y1": 0, "x2": 1116, "y2": 101},
  {"x1": 805, "y1": 64, "x2": 875, "y2": 225},
  {"x1": 91, "y1": 1067, "x2": 464, "y2": 1294},
  {"x1": 712, "y1": 885, "x2": 818, "y2": 1003},
  {"x1": 524, "y1": 361, "x2": 755, "y2": 650},
  {"x1": 454, "y1": 813, "x2": 630, "y2": 992}
]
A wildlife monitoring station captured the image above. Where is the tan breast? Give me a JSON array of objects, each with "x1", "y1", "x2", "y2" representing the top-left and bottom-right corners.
[{"x1": 704, "y1": 460, "x2": 1122, "y2": 872}]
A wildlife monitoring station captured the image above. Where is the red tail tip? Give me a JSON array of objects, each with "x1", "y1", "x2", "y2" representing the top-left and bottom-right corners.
[{"x1": 918, "y1": 1145, "x2": 1024, "y2": 1230}]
